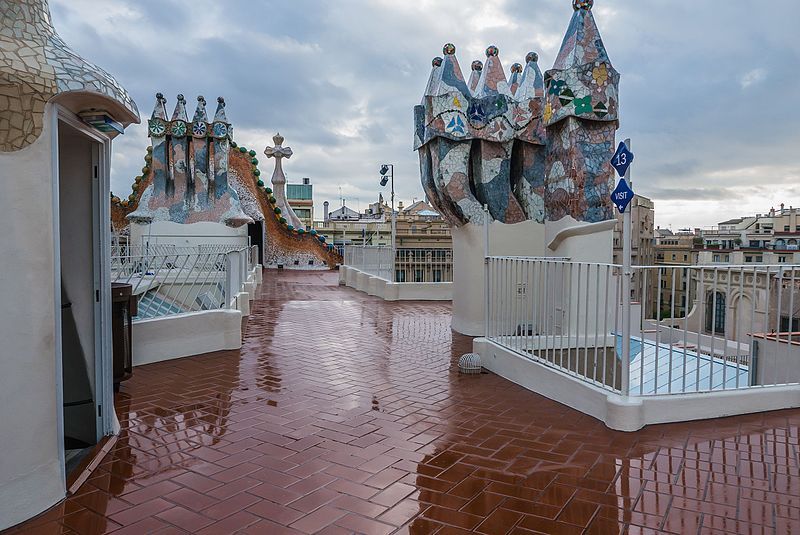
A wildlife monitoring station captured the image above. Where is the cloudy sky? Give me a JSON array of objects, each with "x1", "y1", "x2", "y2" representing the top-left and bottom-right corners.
[{"x1": 51, "y1": 0, "x2": 800, "y2": 230}]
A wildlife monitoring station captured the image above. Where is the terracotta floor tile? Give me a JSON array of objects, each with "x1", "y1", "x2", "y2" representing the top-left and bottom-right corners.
[
  {"x1": 334, "y1": 513, "x2": 395, "y2": 535},
  {"x1": 155, "y1": 505, "x2": 215, "y2": 531},
  {"x1": 474, "y1": 508, "x2": 523, "y2": 534},
  {"x1": 195, "y1": 510, "x2": 261, "y2": 535},
  {"x1": 5, "y1": 271, "x2": 800, "y2": 534},
  {"x1": 378, "y1": 499, "x2": 426, "y2": 527},
  {"x1": 371, "y1": 481, "x2": 417, "y2": 507},
  {"x1": 287, "y1": 486, "x2": 340, "y2": 513},
  {"x1": 289, "y1": 505, "x2": 345, "y2": 534},
  {"x1": 202, "y1": 492, "x2": 261, "y2": 520},
  {"x1": 245, "y1": 498, "x2": 304, "y2": 525}
]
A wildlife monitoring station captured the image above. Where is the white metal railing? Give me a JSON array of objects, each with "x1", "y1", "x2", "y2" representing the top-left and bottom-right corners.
[
  {"x1": 486, "y1": 257, "x2": 800, "y2": 397},
  {"x1": 344, "y1": 246, "x2": 393, "y2": 281},
  {"x1": 344, "y1": 246, "x2": 453, "y2": 283},
  {"x1": 394, "y1": 248, "x2": 453, "y2": 283},
  {"x1": 111, "y1": 233, "x2": 250, "y2": 259},
  {"x1": 111, "y1": 246, "x2": 257, "y2": 320}
]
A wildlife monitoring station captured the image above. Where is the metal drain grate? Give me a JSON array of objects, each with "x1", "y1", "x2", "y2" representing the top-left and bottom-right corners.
[{"x1": 458, "y1": 353, "x2": 482, "y2": 375}]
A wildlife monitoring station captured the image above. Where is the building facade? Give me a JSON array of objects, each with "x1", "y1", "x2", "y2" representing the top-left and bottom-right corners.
[
  {"x1": 613, "y1": 195, "x2": 655, "y2": 305},
  {"x1": 287, "y1": 177, "x2": 313, "y2": 229}
]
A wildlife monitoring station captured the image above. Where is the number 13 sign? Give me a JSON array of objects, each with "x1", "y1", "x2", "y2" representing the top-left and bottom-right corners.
[
  {"x1": 611, "y1": 141, "x2": 634, "y2": 177},
  {"x1": 610, "y1": 141, "x2": 635, "y2": 213}
]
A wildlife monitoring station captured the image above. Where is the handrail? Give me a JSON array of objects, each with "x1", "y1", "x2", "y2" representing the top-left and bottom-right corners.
[{"x1": 111, "y1": 247, "x2": 253, "y2": 320}]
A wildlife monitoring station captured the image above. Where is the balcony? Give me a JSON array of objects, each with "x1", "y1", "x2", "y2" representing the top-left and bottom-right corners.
[
  {"x1": 477, "y1": 258, "x2": 800, "y2": 431},
  {"x1": 10, "y1": 270, "x2": 800, "y2": 534}
]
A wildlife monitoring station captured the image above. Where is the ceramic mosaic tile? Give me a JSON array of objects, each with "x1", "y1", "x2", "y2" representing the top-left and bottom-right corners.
[
  {"x1": 0, "y1": 0, "x2": 138, "y2": 151},
  {"x1": 414, "y1": 0, "x2": 617, "y2": 226},
  {"x1": 128, "y1": 94, "x2": 252, "y2": 228}
]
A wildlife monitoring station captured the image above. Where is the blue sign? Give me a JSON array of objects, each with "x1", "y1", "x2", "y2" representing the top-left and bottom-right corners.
[
  {"x1": 611, "y1": 141, "x2": 634, "y2": 177},
  {"x1": 612, "y1": 178, "x2": 634, "y2": 213}
]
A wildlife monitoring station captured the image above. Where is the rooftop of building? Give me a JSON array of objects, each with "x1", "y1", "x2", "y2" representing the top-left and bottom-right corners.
[{"x1": 10, "y1": 270, "x2": 800, "y2": 534}]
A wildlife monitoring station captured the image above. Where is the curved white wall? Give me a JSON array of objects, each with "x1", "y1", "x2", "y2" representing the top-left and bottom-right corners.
[
  {"x1": 451, "y1": 218, "x2": 614, "y2": 336},
  {"x1": 0, "y1": 105, "x2": 65, "y2": 530}
]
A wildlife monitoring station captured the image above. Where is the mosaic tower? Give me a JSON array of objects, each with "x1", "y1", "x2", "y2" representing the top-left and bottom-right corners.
[
  {"x1": 414, "y1": 0, "x2": 618, "y2": 227},
  {"x1": 128, "y1": 94, "x2": 251, "y2": 227}
]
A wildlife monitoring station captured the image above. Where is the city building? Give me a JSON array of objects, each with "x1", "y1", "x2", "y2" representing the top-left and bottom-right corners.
[
  {"x1": 612, "y1": 195, "x2": 656, "y2": 304},
  {"x1": 697, "y1": 205, "x2": 800, "y2": 265},
  {"x1": 286, "y1": 177, "x2": 313, "y2": 229},
  {"x1": 653, "y1": 228, "x2": 700, "y2": 318},
  {"x1": 317, "y1": 197, "x2": 452, "y2": 252}
]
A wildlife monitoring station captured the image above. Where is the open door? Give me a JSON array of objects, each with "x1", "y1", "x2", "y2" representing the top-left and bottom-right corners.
[
  {"x1": 248, "y1": 220, "x2": 264, "y2": 264},
  {"x1": 55, "y1": 114, "x2": 113, "y2": 478}
]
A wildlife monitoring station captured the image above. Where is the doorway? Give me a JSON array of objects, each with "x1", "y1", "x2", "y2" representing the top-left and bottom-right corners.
[
  {"x1": 55, "y1": 116, "x2": 111, "y2": 478},
  {"x1": 248, "y1": 220, "x2": 264, "y2": 264}
]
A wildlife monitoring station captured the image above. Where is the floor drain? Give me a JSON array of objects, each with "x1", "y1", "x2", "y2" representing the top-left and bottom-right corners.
[{"x1": 458, "y1": 353, "x2": 482, "y2": 375}]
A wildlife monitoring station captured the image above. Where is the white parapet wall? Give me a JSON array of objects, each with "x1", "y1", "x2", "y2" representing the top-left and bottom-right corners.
[
  {"x1": 339, "y1": 265, "x2": 452, "y2": 301},
  {"x1": 132, "y1": 265, "x2": 262, "y2": 366},
  {"x1": 475, "y1": 337, "x2": 800, "y2": 432},
  {"x1": 133, "y1": 309, "x2": 243, "y2": 366}
]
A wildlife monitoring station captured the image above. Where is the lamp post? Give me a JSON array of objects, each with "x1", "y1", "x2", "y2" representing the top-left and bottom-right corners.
[{"x1": 380, "y1": 164, "x2": 396, "y2": 281}]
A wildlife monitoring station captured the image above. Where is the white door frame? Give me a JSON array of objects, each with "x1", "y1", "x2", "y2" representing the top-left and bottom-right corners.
[{"x1": 51, "y1": 105, "x2": 115, "y2": 485}]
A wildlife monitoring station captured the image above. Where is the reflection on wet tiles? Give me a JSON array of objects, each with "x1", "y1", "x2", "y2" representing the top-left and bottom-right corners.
[{"x1": 6, "y1": 270, "x2": 800, "y2": 534}]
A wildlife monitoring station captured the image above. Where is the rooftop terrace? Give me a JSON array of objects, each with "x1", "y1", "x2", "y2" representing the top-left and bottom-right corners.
[{"x1": 7, "y1": 271, "x2": 800, "y2": 534}]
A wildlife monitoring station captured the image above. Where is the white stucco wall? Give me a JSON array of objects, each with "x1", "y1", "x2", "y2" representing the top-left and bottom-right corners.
[
  {"x1": 0, "y1": 106, "x2": 65, "y2": 530},
  {"x1": 130, "y1": 220, "x2": 248, "y2": 249},
  {"x1": 132, "y1": 310, "x2": 243, "y2": 367},
  {"x1": 340, "y1": 266, "x2": 453, "y2": 301},
  {"x1": 451, "y1": 220, "x2": 547, "y2": 335},
  {"x1": 451, "y1": 218, "x2": 615, "y2": 336}
]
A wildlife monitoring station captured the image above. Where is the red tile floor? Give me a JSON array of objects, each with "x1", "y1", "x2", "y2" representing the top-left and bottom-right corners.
[{"x1": 7, "y1": 270, "x2": 800, "y2": 534}]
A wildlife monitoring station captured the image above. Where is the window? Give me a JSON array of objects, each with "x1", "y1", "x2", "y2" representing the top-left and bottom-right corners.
[
  {"x1": 415, "y1": 269, "x2": 424, "y2": 282},
  {"x1": 683, "y1": 255, "x2": 688, "y2": 262},
  {"x1": 713, "y1": 254, "x2": 720, "y2": 263},
  {"x1": 779, "y1": 256, "x2": 788, "y2": 263},
  {"x1": 395, "y1": 270, "x2": 406, "y2": 282},
  {"x1": 433, "y1": 269, "x2": 442, "y2": 283},
  {"x1": 781, "y1": 316, "x2": 800, "y2": 332},
  {"x1": 705, "y1": 292, "x2": 726, "y2": 334},
  {"x1": 785, "y1": 225, "x2": 791, "y2": 231},
  {"x1": 745, "y1": 256, "x2": 753, "y2": 263},
  {"x1": 756, "y1": 256, "x2": 763, "y2": 262},
  {"x1": 671, "y1": 254, "x2": 676, "y2": 261}
]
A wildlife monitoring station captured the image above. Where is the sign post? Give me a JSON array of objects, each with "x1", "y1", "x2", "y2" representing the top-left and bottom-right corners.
[{"x1": 611, "y1": 139, "x2": 635, "y2": 397}]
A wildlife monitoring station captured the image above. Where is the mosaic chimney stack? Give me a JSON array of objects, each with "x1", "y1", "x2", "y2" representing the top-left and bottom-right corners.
[
  {"x1": 128, "y1": 93, "x2": 251, "y2": 227},
  {"x1": 543, "y1": 0, "x2": 618, "y2": 223},
  {"x1": 413, "y1": 0, "x2": 618, "y2": 227}
]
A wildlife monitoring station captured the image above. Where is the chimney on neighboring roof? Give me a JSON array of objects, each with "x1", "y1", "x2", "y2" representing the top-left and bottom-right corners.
[{"x1": 324, "y1": 200, "x2": 329, "y2": 223}]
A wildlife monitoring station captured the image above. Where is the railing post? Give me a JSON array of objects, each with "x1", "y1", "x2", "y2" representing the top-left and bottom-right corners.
[
  {"x1": 484, "y1": 205, "x2": 490, "y2": 337},
  {"x1": 241, "y1": 249, "x2": 247, "y2": 285},
  {"x1": 620, "y1": 138, "x2": 633, "y2": 397},
  {"x1": 224, "y1": 252, "x2": 233, "y2": 309}
]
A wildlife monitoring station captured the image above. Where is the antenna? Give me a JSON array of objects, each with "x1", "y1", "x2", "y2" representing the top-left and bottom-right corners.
[{"x1": 339, "y1": 186, "x2": 343, "y2": 207}]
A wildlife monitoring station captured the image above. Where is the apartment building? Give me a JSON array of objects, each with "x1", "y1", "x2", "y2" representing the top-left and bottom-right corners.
[
  {"x1": 286, "y1": 177, "x2": 314, "y2": 229},
  {"x1": 613, "y1": 195, "x2": 656, "y2": 305}
]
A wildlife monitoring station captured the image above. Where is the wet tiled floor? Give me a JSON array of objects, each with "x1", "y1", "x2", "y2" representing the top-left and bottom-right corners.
[{"x1": 7, "y1": 271, "x2": 800, "y2": 534}]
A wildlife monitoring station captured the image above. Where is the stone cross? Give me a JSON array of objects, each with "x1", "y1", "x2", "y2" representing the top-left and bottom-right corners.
[
  {"x1": 264, "y1": 133, "x2": 293, "y2": 187},
  {"x1": 264, "y1": 133, "x2": 303, "y2": 228}
]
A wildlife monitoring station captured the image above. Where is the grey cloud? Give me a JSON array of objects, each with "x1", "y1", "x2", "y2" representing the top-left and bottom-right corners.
[{"x1": 50, "y1": 0, "x2": 800, "y2": 228}]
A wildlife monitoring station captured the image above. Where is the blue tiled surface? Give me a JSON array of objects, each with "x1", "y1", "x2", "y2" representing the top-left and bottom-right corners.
[{"x1": 617, "y1": 335, "x2": 750, "y2": 396}]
